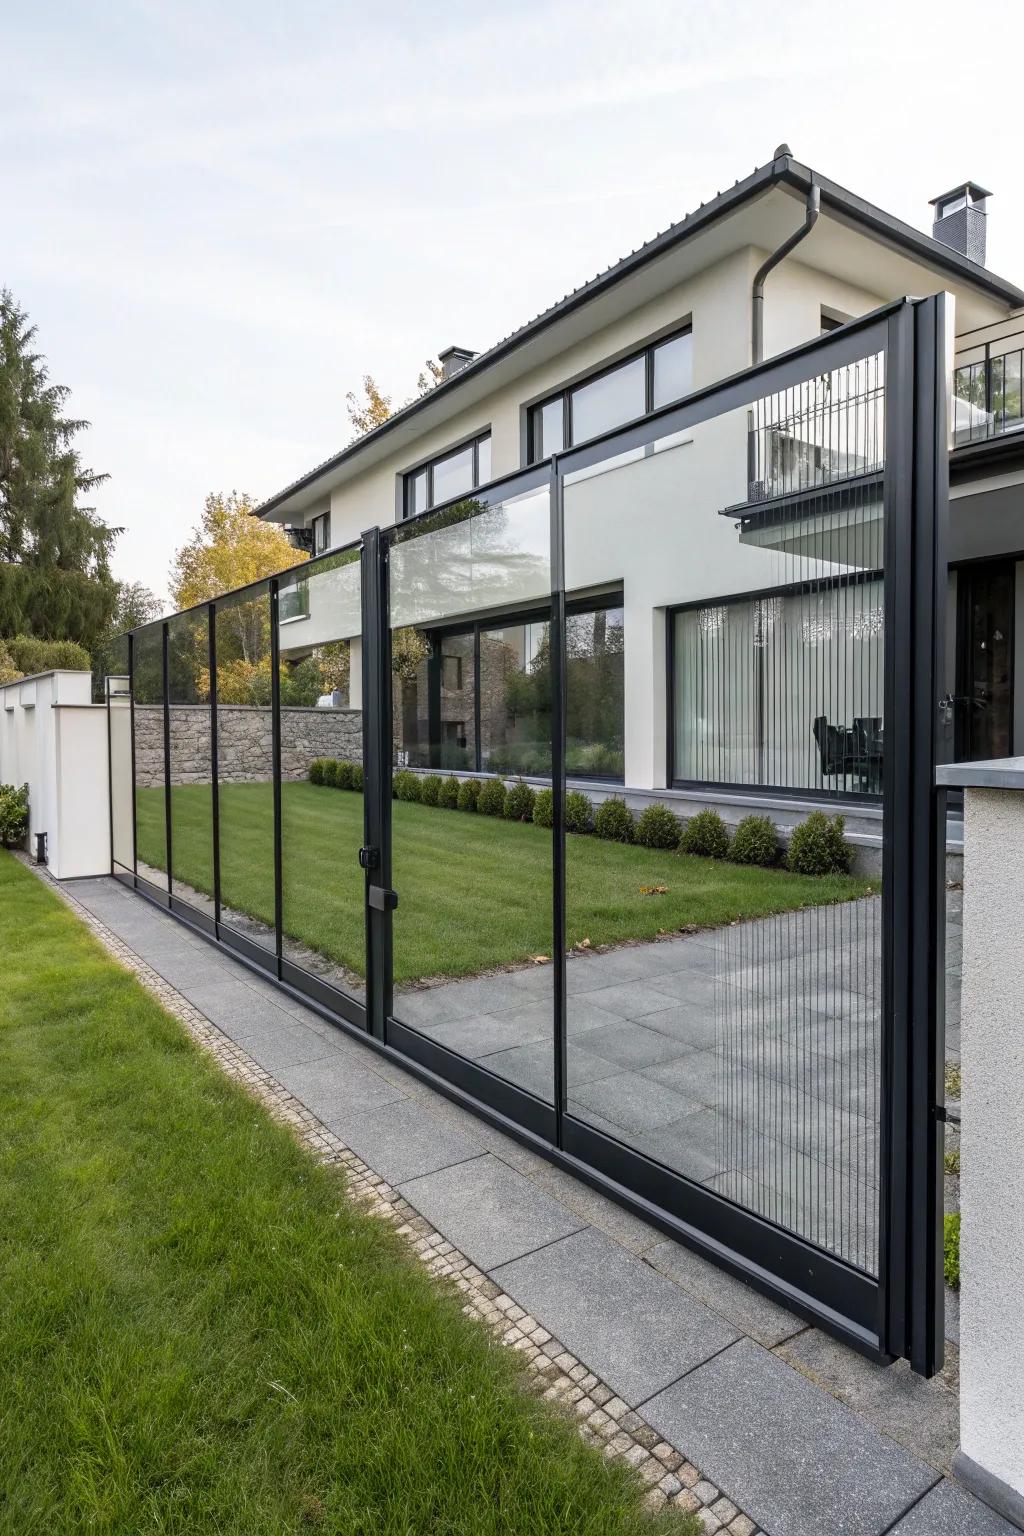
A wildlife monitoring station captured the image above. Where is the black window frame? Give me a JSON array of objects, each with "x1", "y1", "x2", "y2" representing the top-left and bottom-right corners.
[
  {"x1": 401, "y1": 430, "x2": 492, "y2": 521},
  {"x1": 311, "y1": 510, "x2": 331, "y2": 555},
  {"x1": 526, "y1": 326, "x2": 693, "y2": 464}
]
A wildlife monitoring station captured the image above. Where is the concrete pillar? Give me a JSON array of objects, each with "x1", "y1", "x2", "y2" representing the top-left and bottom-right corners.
[{"x1": 937, "y1": 758, "x2": 1024, "y2": 1528}]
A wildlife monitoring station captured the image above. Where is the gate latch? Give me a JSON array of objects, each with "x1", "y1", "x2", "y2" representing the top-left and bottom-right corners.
[
  {"x1": 368, "y1": 886, "x2": 399, "y2": 912},
  {"x1": 358, "y1": 846, "x2": 380, "y2": 871}
]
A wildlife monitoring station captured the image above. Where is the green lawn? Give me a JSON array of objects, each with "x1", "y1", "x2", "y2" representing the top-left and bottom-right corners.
[
  {"x1": 137, "y1": 783, "x2": 873, "y2": 984},
  {"x1": 0, "y1": 852, "x2": 696, "y2": 1534}
]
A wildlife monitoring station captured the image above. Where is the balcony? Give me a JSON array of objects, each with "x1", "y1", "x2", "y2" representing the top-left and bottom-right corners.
[{"x1": 953, "y1": 334, "x2": 1024, "y2": 447}]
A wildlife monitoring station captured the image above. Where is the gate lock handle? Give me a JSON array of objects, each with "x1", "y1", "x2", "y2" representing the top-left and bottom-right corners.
[{"x1": 368, "y1": 886, "x2": 399, "y2": 912}]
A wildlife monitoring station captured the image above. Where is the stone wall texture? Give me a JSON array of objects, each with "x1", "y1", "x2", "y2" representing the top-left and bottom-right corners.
[{"x1": 134, "y1": 705, "x2": 362, "y2": 787}]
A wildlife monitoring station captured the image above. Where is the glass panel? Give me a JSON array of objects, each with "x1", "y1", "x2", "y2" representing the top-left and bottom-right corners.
[
  {"x1": 132, "y1": 621, "x2": 166, "y2": 890},
  {"x1": 431, "y1": 443, "x2": 475, "y2": 505},
  {"x1": 477, "y1": 434, "x2": 491, "y2": 485},
  {"x1": 571, "y1": 356, "x2": 645, "y2": 444},
  {"x1": 562, "y1": 350, "x2": 886, "y2": 1275},
  {"x1": 408, "y1": 468, "x2": 428, "y2": 519},
  {"x1": 389, "y1": 487, "x2": 553, "y2": 1101},
  {"x1": 566, "y1": 604, "x2": 625, "y2": 778},
  {"x1": 957, "y1": 560, "x2": 1014, "y2": 761},
  {"x1": 108, "y1": 633, "x2": 134, "y2": 873},
  {"x1": 278, "y1": 550, "x2": 365, "y2": 1001},
  {"x1": 438, "y1": 631, "x2": 476, "y2": 768},
  {"x1": 533, "y1": 397, "x2": 565, "y2": 460},
  {"x1": 215, "y1": 582, "x2": 276, "y2": 953},
  {"x1": 652, "y1": 333, "x2": 693, "y2": 409},
  {"x1": 167, "y1": 609, "x2": 214, "y2": 916},
  {"x1": 479, "y1": 619, "x2": 551, "y2": 775},
  {"x1": 1001, "y1": 351, "x2": 1022, "y2": 429}
]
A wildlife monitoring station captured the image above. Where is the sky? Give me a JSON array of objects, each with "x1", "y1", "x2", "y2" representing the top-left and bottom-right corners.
[{"x1": 4, "y1": 0, "x2": 1021, "y2": 606}]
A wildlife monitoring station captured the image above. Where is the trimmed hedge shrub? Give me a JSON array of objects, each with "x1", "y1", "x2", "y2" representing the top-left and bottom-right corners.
[
  {"x1": 393, "y1": 769, "x2": 421, "y2": 802},
  {"x1": 0, "y1": 783, "x2": 29, "y2": 848},
  {"x1": 321, "y1": 759, "x2": 340, "y2": 788},
  {"x1": 532, "y1": 787, "x2": 554, "y2": 828},
  {"x1": 438, "y1": 774, "x2": 461, "y2": 809},
  {"x1": 419, "y1": 774, "x2": 443, "y2": 807},
  {"x1": 309, "y1": 758, "x2": 328, "y2": 786},
  {"x1": 681, "y1": 809, "x2": 730, "y2": 859},
  {"x1": 4, "y1": 634, "x2": 91, "y2": 677},
  {"x1": 729, "y1": 814, "x2": 778, "y2": 867},
  {"x1": 504, "y1": 780, "x2": 536, "y2": 823},
  {"x1": 635, "y1": 803, "x2": 681, "y2": 850},
  {"x1": 565, "y1": 789, "x2": 592, "y2": 834},
  {"x1": 594, "y1": 797, "x2": 634, "y2": 843},
  {"x1": 785, "y1": 811, "x2": 853, "y2": 876},
  {"x1": 477, "y1": 778, "x2": 507, "y2": 817},
  {"x1": 350, "y1": 762, "x2": 364, "y2": 792},
  {"x1": 334, "y1": 760, "x2": 354, "y2": 791},
  {"x1": 457, "y1": 778, "x2": 481, "y2": 812}
]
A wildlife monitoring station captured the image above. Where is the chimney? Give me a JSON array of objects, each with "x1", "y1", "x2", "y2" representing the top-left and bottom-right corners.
[
  {"x1": 438, "y1": 345, "x2": 477, "y2": 380},
  {"x1": 929, "y1": 182, "x2": 991, "y2": 266}
]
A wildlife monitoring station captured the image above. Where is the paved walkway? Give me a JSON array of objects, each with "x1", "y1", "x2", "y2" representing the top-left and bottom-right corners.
[{"x1": 65, "y1": 875, "x2": 1002, "y2": 1536}]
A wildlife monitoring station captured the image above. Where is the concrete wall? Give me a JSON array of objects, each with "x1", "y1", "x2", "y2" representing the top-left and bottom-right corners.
[
  {"x1": 0, "y1": 669, "x2": 111, "y2": 879},
  {"x1": 133, "y1": 704, "x2": 363, "y2": 787},
  {"x1": 955, "y1": 782, "x2": 1024, "y2": 1523}
]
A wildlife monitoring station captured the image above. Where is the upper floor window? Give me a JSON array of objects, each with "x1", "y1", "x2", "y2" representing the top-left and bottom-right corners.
[
  {"x1": 311, "y1": 511, "x2": 331, "y2": 555},
  {"x1": 527, "y1": 328, "x2": 692, "y2": 463},
  {"x1": 403, "y1": 431, "x2": 492, "y2": 519}
]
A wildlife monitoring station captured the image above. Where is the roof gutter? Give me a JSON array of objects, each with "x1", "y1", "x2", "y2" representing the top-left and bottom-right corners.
[{"x1": 751, "y1": 164, "x2": 820, "y2": 364}]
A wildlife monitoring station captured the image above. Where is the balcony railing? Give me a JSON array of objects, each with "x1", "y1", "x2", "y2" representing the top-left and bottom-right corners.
[
  {"x1": 744, "y1": 355, "x2": 885, "y2": 505},
  {"x1": 953, "y1": 335, "x2": 1024, "y2": 447}
]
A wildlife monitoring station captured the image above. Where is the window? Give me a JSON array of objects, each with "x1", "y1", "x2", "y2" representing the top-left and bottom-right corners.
[
  {"x1": 527, "y1": 328, "x2": 692, "y2": 463},
  {"x1": 820, "y1": 311, "x2": 844, "y2": 334},
  {"x1": 395, "y1": 596, "x2": 624, "y2": 779},
  {"x1": 402, "y1": 432, "x2": 491, "y2": 520},
  {"x1": 311, "y1": 511, "x2": 331, "y2": 555},
  {"x1": 671, "y1": 577, "x2": 884, "y2": 796}
]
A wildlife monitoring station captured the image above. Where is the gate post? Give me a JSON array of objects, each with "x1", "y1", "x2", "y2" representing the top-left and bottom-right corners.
[
  {"x1": 880, "y1": 293, "x2": 950, "y2": 1375},
  {"x1": 361, "y1": 527, "x2": 393, "y2": 1041}
]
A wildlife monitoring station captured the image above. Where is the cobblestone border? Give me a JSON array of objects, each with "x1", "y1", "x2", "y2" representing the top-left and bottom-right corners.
[{"x1": 25, "y1": 859, "x2": 759, "y2": 1536}]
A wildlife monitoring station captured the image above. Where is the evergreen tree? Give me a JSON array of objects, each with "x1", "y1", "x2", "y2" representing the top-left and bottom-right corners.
[{"x1": 0, "y1": 288, "x2": 118, "y2": 647}]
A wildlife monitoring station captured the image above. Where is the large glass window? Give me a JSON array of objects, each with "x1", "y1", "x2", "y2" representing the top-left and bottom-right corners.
[
  {"x1": 672, "y1": 579, "x2": 885, "y2": 794},
  {"x1": 528, "y1": 328, "x2": 692, "y2": 462},
  {"x1": 392, "y1": 597, "x2": 622, "y2": 780},
  {"x1": 402, "y1": 432, "x2": 491, "y2": 519}
]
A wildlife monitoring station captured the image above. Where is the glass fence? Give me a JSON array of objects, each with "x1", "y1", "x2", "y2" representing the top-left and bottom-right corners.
[{"x1": 109, "y1": 302, "x2": 947, "y2": 1365}]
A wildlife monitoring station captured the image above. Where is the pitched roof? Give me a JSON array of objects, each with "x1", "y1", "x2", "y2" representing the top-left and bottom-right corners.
[{"x1": 258, "y1": 147, "x2": 1024, "y2": 518}]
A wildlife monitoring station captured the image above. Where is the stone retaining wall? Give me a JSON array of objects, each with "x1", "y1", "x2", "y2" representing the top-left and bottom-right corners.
[{"x1": 134, "y1": 705, "x2": 362, "y2": 786}]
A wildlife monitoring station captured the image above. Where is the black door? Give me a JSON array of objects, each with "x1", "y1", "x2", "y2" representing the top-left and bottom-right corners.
[{"x1": 956, "y1": 561, "x2": 1015, "y2": 760}]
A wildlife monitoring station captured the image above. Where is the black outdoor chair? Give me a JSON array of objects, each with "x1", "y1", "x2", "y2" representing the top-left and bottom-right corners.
[{"x1": 813, "y1": 714, "x2": 883, "y2": 791}]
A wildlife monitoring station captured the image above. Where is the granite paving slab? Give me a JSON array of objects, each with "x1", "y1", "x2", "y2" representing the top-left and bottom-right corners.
[
  {"x1": 273, "y1": 1053, "x2": 406, "y2": 1123},
  {"x1": 889, "y1": 1479, "x2": 1019, "y2": 1534},
  {"x1": 643, "y1": 1238, "x2": 805, "y2": 1348},
  {"x1": 494, "y1": 1227, "x2": 739, "y2": 1407},
  {"x1": 399, "y1": 1154, "x2": 585, "y2": 1270},
  {"x1": 323, "y1": 1098, "x2": 485, "y2": 1185},
  {"x1": 644, "y1": 1337, "x2": 938, "y2": 1536}
]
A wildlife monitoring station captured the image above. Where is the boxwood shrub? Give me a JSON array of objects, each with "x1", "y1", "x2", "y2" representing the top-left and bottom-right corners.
[
  {"x1": 477, "y1": 778, "x2": 507, "y2": 817},
  {"x1": 334, "y1": 760, "x2": 354, "y2": 790},
  {"x1": 729, "y1": 814, "x2": 778, "y2": 867},
  {"x1": 308, "y1": 758, "x2": 328, "y2": 786},
  {"x1": 419, "y1": 774, "x2": 443, "y2": 807},
  {"x1": 350, "y1": 762, "x2": 364, "y2": 792},
  {"x1": 785, "y1": 811, "x2": 853, "y2": 876},
  {"x1": 457, "y1": 778, "x2": 481, "y2": 812},
  {"x1": 438, "y1": 774, "x2": 461, "y2": 809},
  {"x1": 635, "y1": 803, "x2": 681, "y2": 850},
  {"x1": 504, "y1": 780, "x2": 536, "y2": 823},
  {"x1": 532, "y1": 787, "x2": 554, "y2": 828},
  {"x1": 321, "y1": 759, "x2": 341, "y2": 788},
  {"x1": 681, "y1": 809, "x2": 730, "y2": 859},
  {"x1": 393, "y1": 769, "x2": 421, "y2": 802},
  {"x1": 565, "y1": 789, "x2": 592, "y2": 834},
  {"x1": 594, "y1": 797, "x2": 634, "y2": 843}
]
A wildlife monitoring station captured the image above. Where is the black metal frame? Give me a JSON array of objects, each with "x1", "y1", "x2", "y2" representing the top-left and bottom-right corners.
[
  {"x1": 110, "y1": 297, "x2": 947, "y2": 1374},
  {"x1": 954, "y1": 557, "x2": 1017, "y2": 762},
  {"x1": 402, "y1": 430, "x2": 492, "y2": 521}
]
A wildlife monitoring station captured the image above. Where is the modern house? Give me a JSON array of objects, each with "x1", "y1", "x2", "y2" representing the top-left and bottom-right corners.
[{"x1": 256, "y1": 146, "x2": 1024, "y2": 842}]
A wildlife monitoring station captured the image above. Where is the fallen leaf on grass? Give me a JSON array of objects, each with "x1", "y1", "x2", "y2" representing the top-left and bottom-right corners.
[
  {"x1": 639, "y1": 884, "x2": 669, "y2": 896},
  {"x1": 532, "y1": 954, "x2": 550, "y2": 964}
]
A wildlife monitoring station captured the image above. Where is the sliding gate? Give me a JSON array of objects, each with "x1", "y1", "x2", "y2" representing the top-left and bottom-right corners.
[{"x1": 109, "y1": 296, "x2": 948, "y2": 1373}]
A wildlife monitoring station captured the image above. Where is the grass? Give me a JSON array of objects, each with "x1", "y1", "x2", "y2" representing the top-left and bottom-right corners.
[
  {"x1": 944, "y1": 1211, "x2": 961, "y2": 1290},
  {"x1": 0, "y1": 851, "x2": 697, "y2": 1535},
  {"x1": 138, "y1": 783, "x2": 874, "y2": 984}
]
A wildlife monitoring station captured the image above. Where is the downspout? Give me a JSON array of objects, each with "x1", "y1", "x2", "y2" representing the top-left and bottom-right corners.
[{"x1": 751, "y1": 171, "x2": 821, "y2": 364}]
